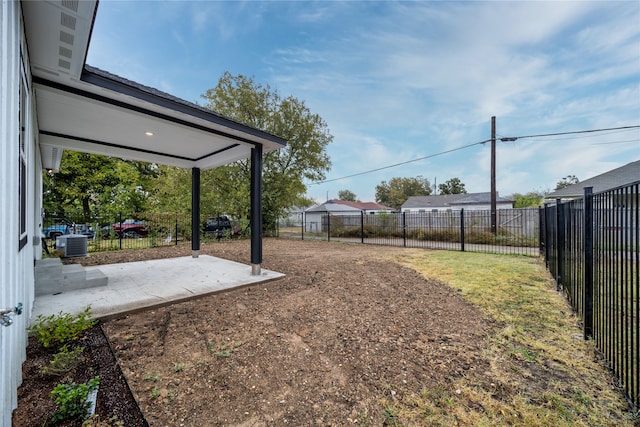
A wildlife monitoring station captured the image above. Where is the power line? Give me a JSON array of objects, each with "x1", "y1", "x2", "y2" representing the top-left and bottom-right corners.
[
  {"x1": 310, "y1": 124, "x2": 640, "y2": 186},
  {"x1": 310, "y1": 139, "x2": 491, "y2": 185},
  {"x1": 498, "y1": 125, "x2": 640, "y2": 142}
]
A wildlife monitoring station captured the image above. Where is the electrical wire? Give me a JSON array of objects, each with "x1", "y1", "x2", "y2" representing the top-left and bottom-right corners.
[
  {"x1": 310, "y1": 139, "x2": 491, "y2": 185},
  {"x1": 310, "y1": 124, "x2": 640, "y2": 185},
  {"x1": 499, "y1": 125, "x2": 640, "y2": 142}
]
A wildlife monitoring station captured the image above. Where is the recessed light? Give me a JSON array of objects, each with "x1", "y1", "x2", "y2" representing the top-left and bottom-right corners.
[{"x1": 145, "y1": 131, "x2": 154, "y2": 136}]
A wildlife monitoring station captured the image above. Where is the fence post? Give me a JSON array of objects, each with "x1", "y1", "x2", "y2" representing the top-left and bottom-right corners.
[
  {"x1": 556, "y1": 198, "x2": 564, "y2": 291},
  {"x1": 402, "y1": 212, "x2": 407, "y2": 247},
  {"x1": 544, "y1": 204, "x2": 550, "y2": 268},
  {"x1": 584, "y1": 187, "x2": 594, "y2": 339},
  {"x1": 118, "y1": 212, "x2": 122, "y2": 250},
  {"x1": 327, "y1": 214, "x2": 331, "y2": 242},
  {"x1": 361, "y1": 211, "x2": 364, "y2": 244},
  {"x1": 538, "y1": 207, "x2": 544, "y2": 256},
  {"x1": 301, "y1": 212, "x2": 305, "y2": 241},
  {"x1": 460, "y1": 209, "x2": 465, "y2": 252},
  {"x1": 175, "y1": 215, "x2": 178, "y2": 246}
]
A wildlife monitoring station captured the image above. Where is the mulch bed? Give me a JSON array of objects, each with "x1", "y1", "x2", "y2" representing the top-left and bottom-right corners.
[{"x1": 12, "y1": 324, "x2": 147, "y2": 426}]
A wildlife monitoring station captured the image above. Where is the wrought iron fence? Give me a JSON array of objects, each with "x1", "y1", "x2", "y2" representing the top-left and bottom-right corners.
[
  {"x1": 41, "y1": 211, "x2": 246, "y2": 253},
  {"x1": 279, "y1": 208, "x2": 540, "y2": 256},
  {"x1": 541, "y1": 181, "x2": 640, "y2": 411}
]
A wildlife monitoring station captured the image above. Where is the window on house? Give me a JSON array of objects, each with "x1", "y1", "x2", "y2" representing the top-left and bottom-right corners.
[{"x1": 18, "y1": 73, "x2": 28, "y2": 251}]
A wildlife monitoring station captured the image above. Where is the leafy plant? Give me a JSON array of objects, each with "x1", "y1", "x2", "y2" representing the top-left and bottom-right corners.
[
  {"x1": 173, "y1": 363, "x2": 185, "y2": 372},
  {"x1": 151, "y1": 387, "x2": 160, "y2": 399},
  {"x1": 40, "y1": 345, "x2": 85, "y2": 376},
  {"x1": 50, "y1": 376, "x2": 100, "y2": 423},
  {"x1": 28, "y1": 306, "x2": 96, "y2": 348}
]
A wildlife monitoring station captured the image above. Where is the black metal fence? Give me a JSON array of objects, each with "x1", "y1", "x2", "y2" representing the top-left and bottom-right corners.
[
  {"x1": 541, "y1": 181, "x2": 640, "y2": 411},
  {"x1": 279, "y1": 208, "x2": 540, "y2": 256},
  {"x1": 41, "y1": 211, "x2": 246, "y2": 253}
]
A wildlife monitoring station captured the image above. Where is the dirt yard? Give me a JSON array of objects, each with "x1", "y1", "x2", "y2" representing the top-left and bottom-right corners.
[
  {"x1": 97, "y1": 239, "x2": 493, "y2": 425},
  {"x1": 17, "y1": 238, "x2": 604, "y2": 425}
]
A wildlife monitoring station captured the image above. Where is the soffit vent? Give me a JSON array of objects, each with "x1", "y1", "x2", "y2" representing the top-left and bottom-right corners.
[
  {"x1": 59, "y1": 46, "x2": 72, "y2": 59},
  {"x1": 60, "y1": 12, "x2": 77, "y2": 31},
  {"x1": 60, "y1": 31, "x2": 75, "y2": 46},
  {"x1": 61, "y1": 0, "x2": 79, "y2": 12},
  {"x1": 58, "y1": 59, "x2": 71, "y2": 70}
]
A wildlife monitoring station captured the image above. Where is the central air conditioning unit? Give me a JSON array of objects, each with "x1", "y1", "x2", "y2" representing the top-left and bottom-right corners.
[{"x1": 56, "y1": 235, "x2": 88, "y2": 257}]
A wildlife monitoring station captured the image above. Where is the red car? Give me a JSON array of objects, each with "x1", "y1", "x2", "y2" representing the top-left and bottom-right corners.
[{"x1": 109, "y1": 219, "x2": 148, "y2": 238}]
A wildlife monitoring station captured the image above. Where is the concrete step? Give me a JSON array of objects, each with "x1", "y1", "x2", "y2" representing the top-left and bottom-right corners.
[
  {"x1": 35, "y1": 258, "x2": 63, "y2": 280},
  {"x1": 85, "y1": 269, "x2": 109, "y2": 288},
  {"x1": 35, "y1": 258, "x2": 108, "y2": 296}
]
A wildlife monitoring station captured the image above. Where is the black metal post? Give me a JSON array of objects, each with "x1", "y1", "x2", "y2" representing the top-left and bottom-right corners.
[
  {"x1": 175, "y1": 215, "x2": 178, "y2": 246},
  {"x1": 361, "y1": 211, "x2": 364, "y2": 244},
  {"x1": 556, "y1": 198, "x2": 564, "y2": 292},
  {"x1": 191, "y1": 167, "x2": 200, "y2": 257},
  {"x1": 460, "y1": 208, "x2": 465, "y2": 252},
  {"x1": 118, "y1": 212, "x2": 122, "y2": 250},
  {"x1": 301, "y1": 212, "x2": 304, "y2": 241},
  {"x1": 584, "y1": 187, "x2": 594, "y2": 339},
  {"x1": 402, "y1": 211, "x2": 407, "y2": 247},
  {"x1": 327, "y1": 214, "x2": 331, "y2": 242},
  {"x1": 490, "y1": 116, "x2": 497, "y2": 235},
  {"x1": 250, "y1": 145, "x2": 263, "y2": 275},
  {"x1": 544, "y1": 204, "x2": 550, "y2": 268}
]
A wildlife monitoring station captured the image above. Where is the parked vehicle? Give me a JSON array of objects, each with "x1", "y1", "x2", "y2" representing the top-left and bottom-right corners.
[
  {"x1": 109, "y1": 219, "x2": 149, "y2": 238},
  {"x1": 42, "y1": 219, "x2": 74, "y2": 239},
  {"x1": 203, "y1": 216, "x2": 233, "y2": 237},
  {"x1": 73, "y1": 224, "x2": 96, "y2": 239}
]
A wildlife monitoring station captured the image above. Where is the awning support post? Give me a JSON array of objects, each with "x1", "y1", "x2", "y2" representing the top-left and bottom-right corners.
[
  {"x1": 250, "y1": 144, "x2": 263, "y2": 275},
  {"x1": 191, "y1": 167, "x2": 200, "y2": 258}
]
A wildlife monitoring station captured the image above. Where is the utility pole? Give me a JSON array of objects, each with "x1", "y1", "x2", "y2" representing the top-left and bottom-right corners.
[{"x1": 491, "y1": 116, "x2": 497, "y2": 234}]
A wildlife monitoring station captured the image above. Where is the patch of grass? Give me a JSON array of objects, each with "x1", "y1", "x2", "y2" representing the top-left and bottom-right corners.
[
  {"x1": 391, "y1": 250, "x2": 634, "y2": 426},
  {"x1": 172, "y1": 363, "x2": 185, "y2": 373},
  {"x1": 144, "y1": 372, "x2": 160, "y2": 382},
  {"x1": 150, "y1": 387, "x2": 160, "y2": 399}
]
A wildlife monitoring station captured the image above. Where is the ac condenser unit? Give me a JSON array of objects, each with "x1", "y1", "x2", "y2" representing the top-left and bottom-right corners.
[{"x1": 56, "y1": 235, "x2": 88, "y2": 257}]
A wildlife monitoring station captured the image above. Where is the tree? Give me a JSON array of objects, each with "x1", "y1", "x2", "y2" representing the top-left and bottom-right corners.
[
  {"x1": 555, "y1": 175, "x2": 579, "y2": 190},
  {"x1": 198, "y1": 72, "x2": 332, "y2": 230},
  {"x1": 43, "y1": 152, "x2": 156, "y2": 218},
  {"x1": 511, "y1": 190, "x2": 546, "y2": 208},
  {"x1": 338, "y1": 189, "x2": 357, "y2": 201},
  {"x1": 375, "y1": 176, "x2": 432, "y2": 210},
  {"x1": 438, "y1": 178, "x2": 467, "y2": 195}
]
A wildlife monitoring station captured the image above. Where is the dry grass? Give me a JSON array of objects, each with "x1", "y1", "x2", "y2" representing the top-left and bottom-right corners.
[{"x1": 389, "y1": 249, "x2": 636, "y2": 426}]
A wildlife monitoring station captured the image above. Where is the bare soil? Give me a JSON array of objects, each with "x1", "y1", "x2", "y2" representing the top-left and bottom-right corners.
[{"x1": 16, "y1": 238, "x2": 499, "y2": 425}]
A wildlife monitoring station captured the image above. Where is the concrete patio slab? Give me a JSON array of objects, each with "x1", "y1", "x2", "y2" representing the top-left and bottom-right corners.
[{"x1": 31, "y1": 255, "x2": 285, "y2": 322}]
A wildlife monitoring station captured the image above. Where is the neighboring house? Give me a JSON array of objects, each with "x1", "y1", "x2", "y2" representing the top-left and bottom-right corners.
[
  {"x1": 279, "y1": 206, "x2": 314, "y2": 227},
  {"x1": 544, "y1": 160, "x2": 640, "y2": 203},
  {"x1": 0, "y1": 1, "x2": 285, "y2": 423},
  {"x1": 401, "y1": 192, "x2": 514, "y2": 212},
  {"x1": 304, "y1": 200, "x2": 394, "y2": 232}
]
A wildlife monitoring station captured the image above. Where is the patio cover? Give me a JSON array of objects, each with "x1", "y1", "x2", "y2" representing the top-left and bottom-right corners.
[{"x1": 22, "y1": 0, "x2": 286, "y2": 272}]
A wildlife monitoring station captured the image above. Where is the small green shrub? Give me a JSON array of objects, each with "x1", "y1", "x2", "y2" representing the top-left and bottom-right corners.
[
  {"x1": 40, "y1": 345, "x2": 85, "y2": 376},
  {"x1": 51, "y1": 376, "x2": 100, "y2": 423},
  {"x1": 28, "y1": 306, "x2": 96, "y2": 348}
]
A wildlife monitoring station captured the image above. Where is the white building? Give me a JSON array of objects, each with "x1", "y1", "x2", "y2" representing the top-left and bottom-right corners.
[
  {"x1": 0, "y1": 2, "x2": 284, "y2": 423},
  {"x1": 401, "y1": 192, "x2": 514, "y2": 212}
]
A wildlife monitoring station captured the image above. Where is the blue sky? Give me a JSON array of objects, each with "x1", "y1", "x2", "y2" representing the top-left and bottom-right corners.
[{"x1": 87, "y1": 0, "x2": 640, "y2": 203}]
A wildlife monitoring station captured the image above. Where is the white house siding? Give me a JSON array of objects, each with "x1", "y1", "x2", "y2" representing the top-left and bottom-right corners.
[{"x1": 1, "y1": 1, "x2": 37, "y2": 424}]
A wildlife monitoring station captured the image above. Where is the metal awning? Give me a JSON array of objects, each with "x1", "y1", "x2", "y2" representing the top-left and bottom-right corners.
[
  {"x1": 22, "y1": 0, "x2": 283, "y2": 272},
  {"x1": 23, "y1": 1, "x2": 285, "y2": 171}
]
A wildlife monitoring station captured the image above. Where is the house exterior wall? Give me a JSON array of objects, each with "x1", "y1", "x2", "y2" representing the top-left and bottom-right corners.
[
  {"x1": 1, "y1": 1, "x2": 38, "y2": 424},
  {"x1": 402, "y1": 202, "x2": 512, "y2": 212}
]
